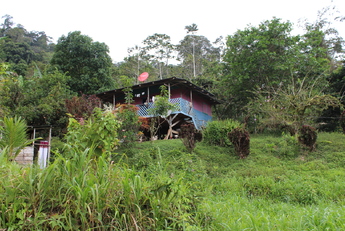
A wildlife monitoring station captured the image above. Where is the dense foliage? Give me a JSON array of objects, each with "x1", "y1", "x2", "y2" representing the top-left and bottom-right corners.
[
  {"x1": 1, "y1": 8, "x2": 345, "y2": 230},
  {"x1": 0, "y1": 15, "x2": 54, "y2": 76},
  {"x1": 1, "y1": 11, "x2": 345, "y2": 131},
  {"x1": 64, "y1": 108, "x2": 120, "y2": 157},
  {"x1": 0, "y1": 116, "x2": 33, "y2": 161},
  {"x1": 202, "y1": 119, "x2": 242, "y2": 146},
  {"x1": 114, "y1": 104, "x2": 142, "y2": 145},
  {"x1": 51, "y1": 31, "x2": 114, "y2": 94}
]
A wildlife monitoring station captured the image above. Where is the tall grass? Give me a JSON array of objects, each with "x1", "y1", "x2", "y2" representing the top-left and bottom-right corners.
[
  {"x1": 0, "y1": 146, "x2": 197, "y2": 230},
  {"x1": 1, "y1": 132, "x2": 345, "y2": 230}
]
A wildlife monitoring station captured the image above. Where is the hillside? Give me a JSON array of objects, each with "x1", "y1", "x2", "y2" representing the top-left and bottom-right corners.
[
  {"x1": 117, "y1": 132, "x2": 345, "y2": 230},
  {"x1": 1, "y1": 132, "x2": 345, "y2": 230}
]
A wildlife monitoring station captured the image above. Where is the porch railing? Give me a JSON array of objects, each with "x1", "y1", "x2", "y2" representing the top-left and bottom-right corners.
[{"x1": 135, "y1": 98, "x2": 212, "y2": 130}]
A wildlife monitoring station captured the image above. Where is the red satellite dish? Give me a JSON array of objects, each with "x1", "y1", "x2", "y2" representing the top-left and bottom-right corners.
[{"x1": 138, "y1": 72, "x2": 149, "y2": 82}]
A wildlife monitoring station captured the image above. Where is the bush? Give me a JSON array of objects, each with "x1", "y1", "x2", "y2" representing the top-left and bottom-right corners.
[
  {"x1": 228, "y1": 127, "x2": 250, "y2": 159},
  {"x1": 115, "y1": 104, "x2": 141, "y2": 146},
  {"x1": 180, "y1": 123, "x2": 202, "y2": 152},
  {"x1": 203, "y1": 119, "x2": 241, "y2": 147},
  {"x1": 298, "y1": 125, "x2": 317, "y2": 151},
  {"x1": 64, "y1": 107, "x2": 120, "y2": 157},
  {"x1": 0, "y1": 116, "x2": 34, "y2": 161}
]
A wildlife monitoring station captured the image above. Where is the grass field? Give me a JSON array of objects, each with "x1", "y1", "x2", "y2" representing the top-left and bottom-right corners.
[{"x1": 1, "y1": 132, "x2": 345, "y2": 230}]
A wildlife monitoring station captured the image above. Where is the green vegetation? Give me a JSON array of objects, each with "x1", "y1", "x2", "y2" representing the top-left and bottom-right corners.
[
  {"x1": 1, "y1": 130, "x2": 345, "y2": 230},
  {"x1": 1, "y1": 7, "x2": 345, "y2": 230},
  {"x1": 203, "y1": 119, "x2": 242, "y2": 146},
  {"x1": 0, "y1": 116, "x2": 34, "y2": 161}
]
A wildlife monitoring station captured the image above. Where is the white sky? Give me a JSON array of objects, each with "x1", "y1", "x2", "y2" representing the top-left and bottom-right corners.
[{"x1": 1, "y1": 0, "x2": 345, "y2": 63}]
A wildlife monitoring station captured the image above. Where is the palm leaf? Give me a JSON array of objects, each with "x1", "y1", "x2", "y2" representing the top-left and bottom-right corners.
[{"x1": 0, "y1": 116, "x2": 35, "y2": 160}]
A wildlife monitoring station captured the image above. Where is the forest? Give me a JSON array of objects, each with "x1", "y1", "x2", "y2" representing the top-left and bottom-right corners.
[
  {"x1": 0, "y1": 9, "x2": 345, "y2": 131},
  {"x1": 1, "y1": 6, "x2": 345, "y2": 230}
]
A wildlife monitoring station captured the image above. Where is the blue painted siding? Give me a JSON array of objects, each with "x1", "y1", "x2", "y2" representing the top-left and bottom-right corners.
[{"x1": 135, "y1": 98, "x2": 212, "y2": 130}]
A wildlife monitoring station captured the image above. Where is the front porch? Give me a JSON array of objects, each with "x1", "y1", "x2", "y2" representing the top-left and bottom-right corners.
[{"x1": 136, "y1": 97, "x2": 212, "y2": 130}]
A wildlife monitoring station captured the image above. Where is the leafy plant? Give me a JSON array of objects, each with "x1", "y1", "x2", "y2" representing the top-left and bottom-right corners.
[
  {"x1": 248, "y1": 77, "x2": 340, "y2": 136},
  {"x1": 147, "y1": 85, "x2": 178, "y2": 140},
  {"x1": 203, "y1": 119, "x2": 241, "y2": 146},
  {"x1": 64, "y1": 107, "x2": 120, "y2": 157},
  {"x1": 115, "y1": 104, "x2": 141, "y2": 146},
  {"x1": 228, "y1": 127, "x2": 250, "y2": 159},
  {"x1": 0, "y1": 116, "x2": 35, "y2": 161}
]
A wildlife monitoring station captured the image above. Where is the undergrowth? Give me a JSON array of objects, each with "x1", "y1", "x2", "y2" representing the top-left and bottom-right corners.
[{"x1": 1, "y1": 132, "x2": 345, "y2": 230}]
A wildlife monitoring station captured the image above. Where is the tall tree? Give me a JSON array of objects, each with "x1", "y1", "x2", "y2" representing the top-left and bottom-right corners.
[
  {"x1": 51, "y1": 31, "x2": 114, "y2": 94},
  {"x1": 177, "y1": 33, "x2": 219, "y2": 80},
  {"x1": 220, "y1": 17, "x2": 334, "y2": 119},
  {"x1": 0, "y1": 15, "x2": 14, "y2": 37},
  {"x1": 184, "y1": 23, "x2": 198, "y2": 78},
  {"x1": 127, "y1": 45, "x2": 146, "y2": 79},
  {"x1": 142, "y1": 33, "x2": 175, "y2": 79},
  {"x1": 0, "y1": 15, "x2": 54, "y2": 76},
  {"x1": 299, "y1": 6, "x2": 344, "y2": 70},
  {"x1": 0, "y1": 64, "x2": 74, "y2": 129}
]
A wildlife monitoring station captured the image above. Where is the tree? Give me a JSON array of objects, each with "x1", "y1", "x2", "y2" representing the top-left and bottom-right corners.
[
  {"x1": 147, "y1": 85, "x2": 178, "y2": 140},
  {"x1": 177, "y1": 34, "x2": 219, "y2": 80},
  {"x1": 127, "y1": 45, "x2": 146, "y2": 80},
  {"x1": 0, "y1": 16, "x2": 54, "y2": 76},
  {"x1": 0, "y1": 65, "x2": 74, "y2": 130},
  {"x1": 51, "y1": 31, "x2": 114, "y2": 94},
  {"x1": 184, "y1": 23, "x2": 198, "y2": 78},
  {"x1": 220, "y1": 17, "x2": 338, "y2": 119},
  {"x1": 299, "y1": 6, "x2": 345, "y2": 70},
  {"x1": 114, "y1": 56, "x2": 155, "y2": 86},
  {"x1": 142, "y1": 33, "x2": 175, "y2": 79},
  {"x1": 0, "y1": 15, "x2": 14, "y2": 37},
  {"x1": 248, "y1": 77, "x2": 341, "y2": 135}
]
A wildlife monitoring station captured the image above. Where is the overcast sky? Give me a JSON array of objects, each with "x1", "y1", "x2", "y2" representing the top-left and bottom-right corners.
[{"x1": 1, "y1": 0, "x2": 344, "y2": 63}]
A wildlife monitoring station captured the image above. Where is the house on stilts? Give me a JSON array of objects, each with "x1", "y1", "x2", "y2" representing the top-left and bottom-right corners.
[{"x1": 96, "y1": 77, "x2": 220, "y2": 138}]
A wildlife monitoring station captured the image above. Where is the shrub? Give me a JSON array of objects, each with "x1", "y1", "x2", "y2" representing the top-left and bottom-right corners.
[
  {"x1": 180, "y1": 123, "x2": 202, "y2": 152},
  {"x1": 0, "y1": 116, "x2": 34, "y2": 161},
  {"x1": 115, "y1": 104, "x2": 141, "y2": 146},
  {"x1": 64, "y1": 107, "x2": 120, "y2": 157},
  {"x1": 65, "y1": 94, "x2": 101, "y2": 120},
  {"x1": 228, "y1": 127, "x2": 250, "y2": 159},
  {"x1": 298, "y1": 125, "x2": 317, "y2": 151},
  {"x1": 203, "y1": 119, "x2": 241, "y2": 146}
]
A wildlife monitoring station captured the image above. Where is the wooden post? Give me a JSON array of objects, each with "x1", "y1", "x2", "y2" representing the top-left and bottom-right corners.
[
  {"x1": 189, "y1": 89, "x2": 193, "y2": 114},
  {"x1": 47, "y1": 126, "x2": 52, "y2": 166},
  {"x1": 168, "y1": 83, "x2": 171, "y2": 99},
  {"x1": 32, "y1": 128, "x2": 36, "y2": 148},
  {"x1": 113, "y1": 94, "x2": 116, "y2": 109},
  {"x1": 147, "y1": 87, "x2": 150, "y2": 103}
]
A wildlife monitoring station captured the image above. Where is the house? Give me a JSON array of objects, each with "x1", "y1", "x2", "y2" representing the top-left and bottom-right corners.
[{"x1": 97, "y1": 77, "x2": 220, "y2": 137}]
